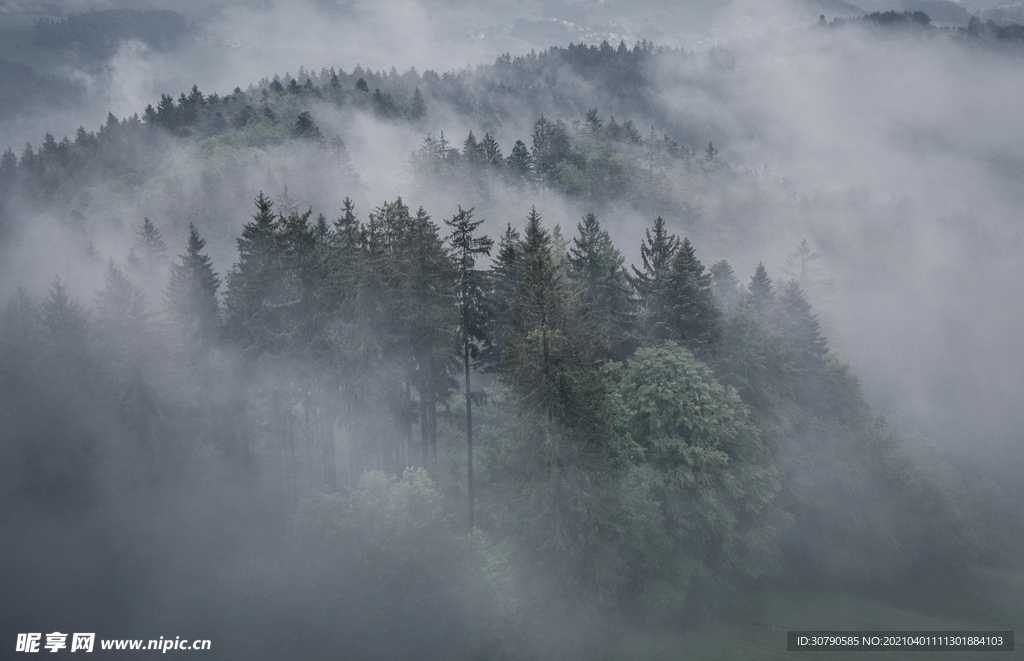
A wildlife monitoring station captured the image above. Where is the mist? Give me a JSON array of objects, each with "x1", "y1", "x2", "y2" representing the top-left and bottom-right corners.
[{"x1": 1, "y1": 1, "x2": 1023, "y2": 659}]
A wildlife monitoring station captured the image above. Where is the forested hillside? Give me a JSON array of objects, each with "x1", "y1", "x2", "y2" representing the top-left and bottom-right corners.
[{"x1": 1, "y1": 13, "x2": 1022, "y2": 659}]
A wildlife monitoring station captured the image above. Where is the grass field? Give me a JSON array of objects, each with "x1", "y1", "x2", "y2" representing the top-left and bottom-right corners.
[{"x1": 604, "y1": 567, "x2": 1024, "y2": 660}]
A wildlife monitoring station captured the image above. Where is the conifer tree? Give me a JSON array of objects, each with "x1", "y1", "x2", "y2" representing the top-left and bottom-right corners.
[
  {"x1": 747, "y1": 262, "x2": 775, "y2": 315},
  {"x1": 480, "y1": 132, "x2": 503, "y2": 166},
  {"x1": 462, "y1": 131, "x2": 484, "y2": 165},
  {"x1": 404, "y1": 205, "x2": 456, "y2": 470},
  {"x1": 503, "y1": 206, "x2": 559, "y2": 414},
  {"x1": 273, "y1": 206, "x2": 319, "y2": 353},
  {"x1": 629, "y1": 216, "x2": 679, "y2": 341},
  {"x1": 567, "y1": 212, "x2": 634, "y2": 359},
  {"x1": 294, "y1": 111, "x2": 322, "y2": 140},
  {"x1": 498, "y1": 208, "x2": 621, "y2": 587},
  {"x1": 779, "y1": 279, "x2": 827, "y2": 367},
  {"x1": 445, "y1": 206, "x2": 493, "y2": 529},
  {"x1": 165, "y1": 223, "x2": 220, "y2": 358},
  {"x1": 710, "y1": 260, "x2": 743, "y2": 313},
  {"x1": 320, "y1": 197, "x2": 362, "y2": 317},
  {"x1": 481, "y1": 223, "x2": 521, "y2": 370},
  {"x1": 506, "y1": 140, "x2": 533, "y2": 181},
  {"x1": 133, "y1": 217, "x2": 168, "y2": 280},
  {"x1": 663, "y1": 237, "x2": 720, "y2": 353},
  {"x1": 225, "y1": 192, "x2": 280, "y2": 355},
  {"x1": 531, "y1": 116, "x2": 571, "y2": 174},
  {"x1": 1, "y1": 147, "x2": 17, "y2": 180},
  {"x1": 410, "y1": 87, "x2": 426, "y2": 120}
]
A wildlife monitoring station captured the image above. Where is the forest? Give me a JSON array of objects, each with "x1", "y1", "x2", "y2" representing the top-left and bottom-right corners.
[{"x1": 1, "y1": 6, "x2": 1023, "y2": 660}]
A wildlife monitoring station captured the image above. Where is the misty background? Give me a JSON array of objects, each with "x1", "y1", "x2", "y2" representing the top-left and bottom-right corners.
[{"x1": 1, "y1": 0, "x2": 1023, "y2": 658}]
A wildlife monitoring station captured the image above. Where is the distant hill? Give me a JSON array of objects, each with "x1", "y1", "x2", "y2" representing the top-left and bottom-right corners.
[{"x1": 32, "y1": 9, "x2": 190, "y2": 58}]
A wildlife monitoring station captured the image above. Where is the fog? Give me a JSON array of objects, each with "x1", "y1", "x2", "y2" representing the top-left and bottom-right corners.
[{"x1": 1, "y1": 0, "x2": 1023, "y2": 658}]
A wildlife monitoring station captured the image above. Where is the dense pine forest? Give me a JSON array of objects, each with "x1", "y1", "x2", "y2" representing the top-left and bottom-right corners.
[{"x1": 2, "y1": 8, "x2": 1023, "y2": 660}]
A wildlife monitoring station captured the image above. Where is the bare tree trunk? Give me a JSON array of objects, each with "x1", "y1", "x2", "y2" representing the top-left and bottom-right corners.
[{"x1": 465, "y1": 342, "x2": 474, "y2": 531}]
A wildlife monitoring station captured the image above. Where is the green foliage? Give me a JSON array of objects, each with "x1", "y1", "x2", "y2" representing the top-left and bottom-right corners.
[
  {"x1": 566, "y1": 212, "x2": 634, "y2": 359},
  {"x1": 549, "y1": 160, "x2": 589, "y2": 196},
  {"x1": 629, "y1": 216, "x2": 678, "y2": 341},
  {"x1": 619, "y1": 343, "x2": 784, "y2": 610},
  {"x1": 662, "y1": 238, "x2": 720, "y2": 353}
]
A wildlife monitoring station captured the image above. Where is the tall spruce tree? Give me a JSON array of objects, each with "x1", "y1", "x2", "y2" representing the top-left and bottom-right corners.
[
  {"x1": 779, "y1": 279, "x2": 827, "y2": 368},
  {"x1": 506, "y1": 140, "x2": 532, "y2": 181},
  {"x1": 710, "y1": 260, "x2": 743, "y2": 313},
  {"x1": 480, "y1": 132, "x2": 503, "y2": 167},
  {"x1": 445, "y1": 206, "x2": 493, "y2": 529},
  {"x1": 567, "y1": 212, "x2": 634, "y2": 359},
  {"x1": 629, "y1": 216, "x2": 679, "y2": 342},
  {"x1": 131, "y1": 217, "x2": 169, "y2": 280},
  {"x1": 410, "y1": 87, "x2": 426, "y2": 120},
  {"x1": 747, "y1": 262, "x2": 775, "y2": 316},
  {"x1": 225, "y1": 192, "x2": 280, "y2": 355},
  {"x1": 663, "y1": 237, "x2": 720, "y2": 353},
  {"x1": 165, "y1": 224, "x2": 220, "y2": 358},
  {"x1": 481, "y1": 223, "x2": 521, "y2": 371},
  {"x1": 403, "y1": 205, "x2": 456, "y2": 471}
]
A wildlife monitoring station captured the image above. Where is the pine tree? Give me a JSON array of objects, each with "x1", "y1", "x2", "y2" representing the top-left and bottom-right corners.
[
  {"x1": 404, "y1": 206, "x2": 456, "y2": 471},
  {"x1": 710, "y1": 260, "x2": 743, "y2": 313},
  {"x1": 480, "y1": 132, "x2": 503, "y2": 166},
  {"x1": 779, "y1": 279, "x2": 827, "y2": 366},
  {"x1": 747, "y1": 262, "x2": 775, "y2": 315},
  {"x1": 225, "y1": 192, "x2": 280, "y2": 355},
  {"x1": 445, "y1": 206, "x2": 493, "y2": 529},
  {"x1": 629, "y1": 216, "x2": 679, "y2": 341},
  {"x1": 165, "y1": 223, "x2": 220, "y2": 358},
  {"x1": 531, "y1": 116, "x2": 570, "y2": 174},
  {"x1": 480, "y1": 223, "x2": 521, "y2": 370},
  {"x1": 410, "y1": 87, "x2": 426, "y2": 120},
  {"x1": 294, "y1": 111, "x2": 322, "y2": 140},
  {"x1": 503, "y1": 207, "x2": 559, "y2": 414},
  {"x1": 462, "y1": 130, "x2": 484, "y2": 165},
  {"x1": 506, "y1": 140, "x2": 533, "y2": 181},
  {"x1": 133, "y1": 217, "x2": 169, "y2": 280},
  {"x1": 135, "y1": 217, "x2": 166, "y2": 261},
  {"x1": 273, "y1": 206, "x2": 319, "y2": 353},
  {"x1": 502, "y1": 206, "x2": 603, "y2": 423},
  {"x1": 567, "y1": 212, "x2": 634, "y2": 359},
  {"x1": 663, "y1": 238, "x2": 720, "y2": 353},
  {"x1": 0, "y1": 147, "x2": 17, "y2": 181},
  {"x1": 497, "y1": 208, "x2": 619, "y2": 586}
]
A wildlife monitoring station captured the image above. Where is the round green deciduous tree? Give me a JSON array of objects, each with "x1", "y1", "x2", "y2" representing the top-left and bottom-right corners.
[{"x1": 618, "y1": 342, "x2": 785, "y2": 612}]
